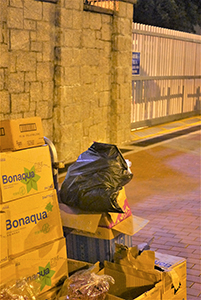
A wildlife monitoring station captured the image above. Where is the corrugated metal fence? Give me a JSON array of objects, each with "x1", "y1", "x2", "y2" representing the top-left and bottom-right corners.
[{"x1": 132, "y1": 23, "x2": 201, "y2": 129}]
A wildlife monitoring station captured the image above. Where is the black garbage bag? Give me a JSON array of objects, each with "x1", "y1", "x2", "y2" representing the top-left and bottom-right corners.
[{"x1": 60, "y1": 142, "x2": 133, "y2": 213}]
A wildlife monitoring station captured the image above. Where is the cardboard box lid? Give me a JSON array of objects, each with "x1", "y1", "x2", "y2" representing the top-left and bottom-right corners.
[
  {"x1": 59, "y1": 202, "x2": 149, "y2": 237},
  {"x1": 59, "y1": 203, "x2": 102, "y2": 233},
  {"x1": 114, "y1": 214, "x2": 149, "y2": 236},
  {"x1": 104, "y1": 188, "x2": 132, "y2": 227}
]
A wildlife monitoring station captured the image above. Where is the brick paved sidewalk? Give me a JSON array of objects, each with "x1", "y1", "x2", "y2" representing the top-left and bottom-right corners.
[{"x1": 124, "y1": 131, "x2": 201, "y2": 299}]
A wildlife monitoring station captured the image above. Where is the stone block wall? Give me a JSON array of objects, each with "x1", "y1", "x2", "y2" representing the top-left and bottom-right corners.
[
  {"x1": 0, "y1": 0, "x2": 56, "y2": 138},
  {"x1": 0, "y1": 0, "x2": 134, "y2": 163}
]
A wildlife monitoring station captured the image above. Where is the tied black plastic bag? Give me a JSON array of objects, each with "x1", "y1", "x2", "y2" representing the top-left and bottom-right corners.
[{"x1": 60, "y1": 142, "x2": 133, "y2": 213}]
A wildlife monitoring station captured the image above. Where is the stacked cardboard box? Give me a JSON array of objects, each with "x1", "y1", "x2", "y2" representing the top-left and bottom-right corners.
[
  {"x1": 0, "y1": 117, "x2": 68, "y2": 297},
  {"x1": 0, "y1": 117, "x2": 187, "y2": 299},
  {"x1": 58, "y1": 160, "x2": 187, "y2": 299},
  {"x1": 59, "y1": 187, "x2": 149, "y2": 265},
  {"x1": 50, "y1": 250, "x2": 186, "y2": 300},
  {"x1": 98, "y1": 244, "x2": 187, "y2": 300}
]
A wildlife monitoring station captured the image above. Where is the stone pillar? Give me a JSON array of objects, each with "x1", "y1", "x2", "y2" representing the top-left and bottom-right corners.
[
  {"x1": 110, "y1": 1, "x2": 134, "y2": 145},
  {"x1": 54, "y1": 0, "x2": 84, "y2": 162},
  {"x1": 0, "y1": 0, "x2": 9, "y2": 117}
]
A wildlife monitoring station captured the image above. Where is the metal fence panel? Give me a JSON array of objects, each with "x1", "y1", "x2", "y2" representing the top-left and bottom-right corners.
[{"x1": 132, "y1": 23, "x2": 201, "y2": 129}]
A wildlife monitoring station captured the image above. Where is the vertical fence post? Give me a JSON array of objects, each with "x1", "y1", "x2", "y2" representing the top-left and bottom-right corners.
[
  {"x1": 166, "y1": 87, "x2": 171, "y2": 116},
  {"x1": 181, "y1": 85, "x2": 184, "y2": 113},
  {"x1": 195, "y1": 86, "x2": 200, "y2": 110}
]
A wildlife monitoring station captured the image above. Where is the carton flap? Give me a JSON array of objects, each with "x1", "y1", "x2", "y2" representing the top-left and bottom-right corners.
[
  {"x1": 114, "y1": 245, "x2": 155, "y2": 272},
  {"x1": 113, "y1": 214, "x2": 149, "y2": 236},
  {"x1": 98, "y1": 188, "x2": 132, "y2": 229},
  {"x1": 59, "y1": 203, "x2": 102, "y2": 233},
  {"x1": 104, "y1": 261, "x2": 159, "y2": 287},
  {"x1": 109, "y1": 188, "x2": 127, "y2": 223}
]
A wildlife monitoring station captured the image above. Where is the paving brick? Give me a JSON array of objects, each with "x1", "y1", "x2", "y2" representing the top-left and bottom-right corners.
[
  {"x1": 187, "y1": 280, "x2": 196, "y2": 288},
  {"x1": 191, "y1": 264, "x2": 201, "y2": 271},
  {"x1": 187, "y1": 286, "x2": 201, "y2": 297},
  {"x1": 187, "y1": 296, "x2": 201, "y2": 300},
  {"x1": 187, "y1": 268, "x2": 201, "y2": 276},
  {"x1": 187, "y1": 258, "x2": 200, "y2": 265},
  {"x1": 187, "y1": 274, "x2": 201, "y2": 284},
  {"x1": 125, "y1": 131, "x2": 201, "y2": 299}
]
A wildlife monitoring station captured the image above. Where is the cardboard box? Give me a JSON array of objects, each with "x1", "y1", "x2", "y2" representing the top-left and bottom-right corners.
[
  {"x1": 0, "y1": 189, "x2": 64, "y2": 256},
  {"x1": 59, "y1": 188, "x2": 149, "y2": 240},
  {"x1": 64, "y1": 230, "x2": 133, "y2": 264},
  {"x1": 155, "y1": 252, "x2": 186, "y2": 299},
  {"x1": 0, "y1": 145, "x2": 54, "y2": 203},
  {"x1": 0, "y1": 237, "x2": 68, "y2": 296},
  {"x1": 0, "y1": 117, "x2": 45, "y2": 152},
  {"x1": 37, "y1": 259, "x2": 100, "y2": 300},
  {"x1": 60, "y1": 188, "x2": 148, "y2": 264},
  {"x1": 61, "y1": 211, "x2": 149, "y2": 239},
  {"x1": 0, "y1": 260, "x2": 16, "y2": 285},
  {"x1": 100, "y1": 261, "x2": 162, "y2": 300},
  {"x1": 113, "y1": 245, "x2": 187, "y2": 299},
  {"x1": 62, "y1": 213, "x2": 148, "y2": 264},
  {"x1": 59, "y1": 187, "x2": 133, "y2": 232},
  {"x1": 161, "y1": 280, "x2": 186, "y2": 300},
  {"x1": 0, "y1": 211, "x2": 8, "y2": 265}
]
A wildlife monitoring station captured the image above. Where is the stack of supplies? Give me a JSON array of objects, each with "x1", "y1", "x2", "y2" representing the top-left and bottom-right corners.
[{"x1": 0, "y1": 117, "x2": 68, "y2": 298}]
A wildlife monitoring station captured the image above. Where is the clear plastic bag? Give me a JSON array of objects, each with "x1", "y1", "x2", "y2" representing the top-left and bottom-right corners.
[
  {"x1": 0, "y1": 276, "x2": 40, "y2": 300},
  {"x1": 56, "y1": 269, "x2": 115, "y2": 300}
]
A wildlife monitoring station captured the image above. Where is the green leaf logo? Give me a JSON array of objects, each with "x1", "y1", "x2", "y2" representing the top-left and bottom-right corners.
[
  {"x1": 21, "y1": 166, "x2": 40, "y2": 193},
  {"x1": 42, "y1": 223, "x2": 50, "y2": 234},
  {"x1": 38, "y1": 262, "x2": 55, "y2": 291},
  {"x1": 45, "y1": 202, "x2": 53, "y2": 212}
]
